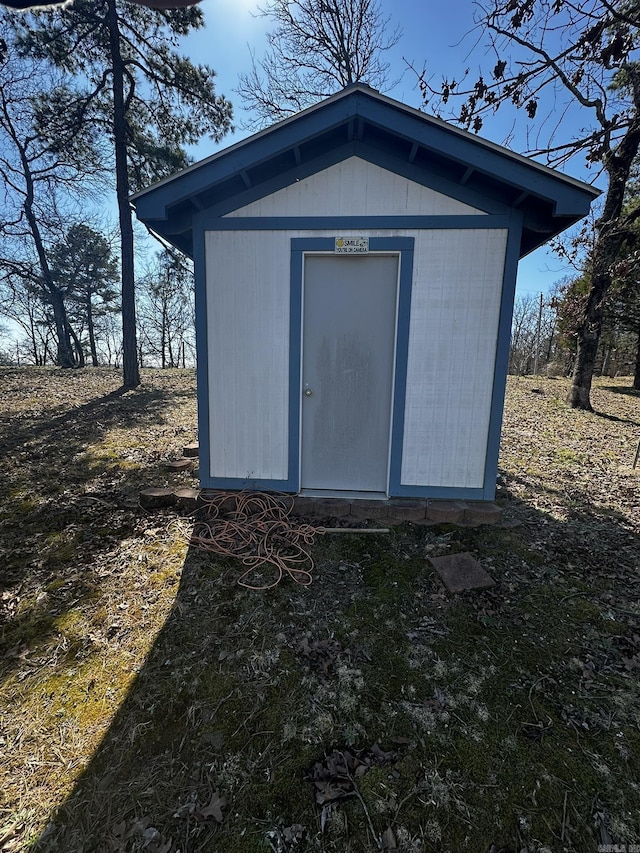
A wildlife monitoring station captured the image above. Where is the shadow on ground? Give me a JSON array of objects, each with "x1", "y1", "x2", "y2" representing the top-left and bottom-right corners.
[
  {"x1": 600, "y1": 385, "x2": 640, "y2": 398},
  {"x1": 0, "y1": 367, "x2": 197, "y2": 686},
  {"x1": 28, "y1": 480, "x2": 640, "y2": 853}
]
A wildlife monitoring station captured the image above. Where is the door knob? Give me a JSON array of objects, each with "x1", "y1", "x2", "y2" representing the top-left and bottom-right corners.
[{"x1": 304, "y1": 388, "x2": 313, "y2": 397}]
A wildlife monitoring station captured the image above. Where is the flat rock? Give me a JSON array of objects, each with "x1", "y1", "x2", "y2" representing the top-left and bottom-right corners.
[
  {"x1": 173, "y1": 487, "x2": 201, "y2": 510},
  {"x1": 165, "y1": 458, "x2": 193, "y2": 471},
  {"x1": 139, "y1": 488, "x2": 176, "y2": 509},
  {"x1": 429, "y1": 552, "x2": 495, "y2": 593}
]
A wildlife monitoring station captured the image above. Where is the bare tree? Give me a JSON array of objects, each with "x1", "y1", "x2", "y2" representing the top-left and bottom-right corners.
[
  {"x1": 137, "y1": 250, "x2": 195, "y2": 368},
  {"x1": 0, "y1": 265, "x2": 56, "y2": 364},
  {"x1": 509, "y1": 292, "x2": 559, "y2": 375},
  {"x1": 17, "y1": 0, "x2": 232, "y2": 388},
  {"x1": 237, "y1": 0, "x2": 401, "y2": 128},
  {"x1": 417, "y1": 0, "x2": 640, "y2": 410},
  {"x1": 0, "y1": 18, "x2": 104, "y2": 367}
]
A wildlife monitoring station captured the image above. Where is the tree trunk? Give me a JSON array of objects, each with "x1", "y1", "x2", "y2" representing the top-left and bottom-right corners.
[
  {"x1": 567, "y1": 330, "x2": 599, "y2": 409},
  {"x1": 567, "y1": 92, "x2": 640, "y2": 408},
  {"x1": 161, "y1": 307, "x2": 166, "y2": 369},
  {"x1": 107, "y1": 0, "x2": 140, "y2": 389},
  {"x1": 48, "y1": 287, "x2": 75, "y2": 368},
  {"x1": 634, "y1": 322, "x2": 640, "y2": 391},
  {"x1": 28, "y1": 314, "x2": 38, "y2": 365},
  {"x1": 86, "y1": 292, "x2": 99, "y2": 366},
  {"x1": 68, "y1": 321, "x2": 85, "y2": 367}
]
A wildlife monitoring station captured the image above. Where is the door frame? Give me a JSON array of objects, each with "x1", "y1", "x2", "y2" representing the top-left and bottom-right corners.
[{"x1": 289, "y1": 236, "x2": 415, "y2": 496}]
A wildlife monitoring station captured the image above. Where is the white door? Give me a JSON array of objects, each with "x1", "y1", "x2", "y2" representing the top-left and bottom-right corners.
[{"x1": 300, "y1": 254, "x2": 398, "y2": 493}]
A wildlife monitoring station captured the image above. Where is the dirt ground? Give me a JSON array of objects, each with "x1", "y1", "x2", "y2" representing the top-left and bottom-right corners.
[{"x1": 0, "y1": 367, "x2": 639, "y2": 853}]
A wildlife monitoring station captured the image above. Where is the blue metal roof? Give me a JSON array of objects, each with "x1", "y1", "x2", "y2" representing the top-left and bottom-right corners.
[{"x1": 131, "y1": 84, "x2": 599, "y2": 257}]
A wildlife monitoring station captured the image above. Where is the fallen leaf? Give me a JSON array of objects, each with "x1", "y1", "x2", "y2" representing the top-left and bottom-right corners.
[{"x1": 200, "y1": 791, "x2": 227, "y2": 823}]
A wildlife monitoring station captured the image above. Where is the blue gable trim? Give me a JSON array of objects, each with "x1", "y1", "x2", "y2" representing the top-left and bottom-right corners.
[
  {"x1": 132, "y1": 85, "x2": 598, "y2": 261},
  {"x1": 201, "y1": 215, "x2": 511, "y2": 231},
  {"x1": 186, "y1": 146, "x2": 513, "y2": 220},
  {"x1": 355, "y1": 92, "x2": 594, "y2": 217},
  {"x1": 135, "y1": 100, "x2": 361, "y2": 219}
]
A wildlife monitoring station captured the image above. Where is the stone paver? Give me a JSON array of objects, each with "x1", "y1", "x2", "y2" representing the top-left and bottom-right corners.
[
  {"x1": 428, "y1": 552, "x2": 495, "y2": 593},
  {"x1": 464, "y1": 501, "x2": 503, "y2": 526},
  {"x1": 426, "y1": 501, "x2": 467, "y2": 524}
]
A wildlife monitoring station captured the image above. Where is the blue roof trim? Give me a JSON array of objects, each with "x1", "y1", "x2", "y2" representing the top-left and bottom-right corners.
[
  {"x1": 356, "y1": 94, "x2": 594, "y2": 216},
  {"x1": 135, "y1": 142, "x2": 358, "y2": 223},
  {"x1": 132, "y1": 85, "x2": 598, "y2": 260},
  {"x1": 134, "y1": 101, "x2": 373, "y2": 221},
  {"x1": 177, "y1": 144, "x2": 511, "y2": 221},
  {"x1": 203, "y1": 215, "x2": 511, "y2": 231}
]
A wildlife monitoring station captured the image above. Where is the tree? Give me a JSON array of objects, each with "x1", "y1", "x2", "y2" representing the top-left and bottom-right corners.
[
  {"x1": 49, "y1": 224, "x2": 120, "y2": 367},
  {"x1": 237, "y1": 0, "x2": 401, "y2": 128},
  {"x1": 137, "y1": 249, "x2": 195, "y2": 368},
  {"x1": 609, "y1": 259, "x2": 640, "y2": 388},
  {"x1": 554, "y1": 269, "x2": 640, "y2": 385},
  {"x1": 14, "y1": 0, "x2": 232, "y2": 387},
  {"x1": 0, "y1": 268, "x2": 56, "y2": 364},
  {"x1": 0, "y1": 19, "x2": 103, "y2": 367},
  {"x1": 509, "y1": 292, "x2": 558, "y2": 375},
  {"x1": 418, "y1": 0, "x2": 640, "y2": 410}
]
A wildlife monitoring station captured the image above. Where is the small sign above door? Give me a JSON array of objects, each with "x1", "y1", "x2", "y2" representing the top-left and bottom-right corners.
[{"x1": 335, "y1": 236, "x2": 369, "y2": 254}]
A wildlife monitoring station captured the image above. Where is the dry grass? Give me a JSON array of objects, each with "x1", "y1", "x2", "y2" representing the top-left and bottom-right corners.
[{"x1": 1, "y1": 367, "x2": 639, "y2": 853}]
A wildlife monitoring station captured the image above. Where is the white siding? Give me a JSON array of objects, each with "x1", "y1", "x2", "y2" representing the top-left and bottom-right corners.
[
  {"x1": 204, "y1": 226, "x2": 506, "y2": 490},
  {"x1": 226, "y1": 157, "x2": 485, "y2": 218},
  {"x1": 400, "y1": 229, "x2": 508, "y2": 488},
  {"x1": 205, "y1": 231, "x2": 291, "y2": 480}
]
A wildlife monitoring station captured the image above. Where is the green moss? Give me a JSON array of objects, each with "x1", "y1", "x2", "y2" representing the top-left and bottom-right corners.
[
  {"x1": 362, "y1": 556, "x2": 424, "y2": 605},
  {"x1": 556, "y1": 447, "x2": 584, "y2": 465},
  {"x1": 5, "y1": 494, "x2": 39, "y2": 515},
  {"x1": 44, "y1": 530, "x2": 81, "y2": 565},
  {"x1": 449, "y1": 524, "x2": 546, "y2": 566}
]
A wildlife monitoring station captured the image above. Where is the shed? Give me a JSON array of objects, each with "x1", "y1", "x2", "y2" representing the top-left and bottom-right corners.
[{"x1": 131, "y1": 84, "x2": 598, "y2": 502}]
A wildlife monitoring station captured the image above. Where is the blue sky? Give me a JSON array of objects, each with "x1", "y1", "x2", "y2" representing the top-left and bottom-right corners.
[{"x1": 178, "y1": 0, "x2": 602, "y2": 298}]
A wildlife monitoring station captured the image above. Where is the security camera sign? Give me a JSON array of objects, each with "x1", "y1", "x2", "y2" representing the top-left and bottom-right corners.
[{"x1": 335, "y1": 236, "x2": 369, "y2": 254}]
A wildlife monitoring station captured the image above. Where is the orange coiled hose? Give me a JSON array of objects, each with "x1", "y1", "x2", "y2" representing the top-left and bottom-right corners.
[{"x1": 190, "y1": 491, "x2": 318, "y2": 590}]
